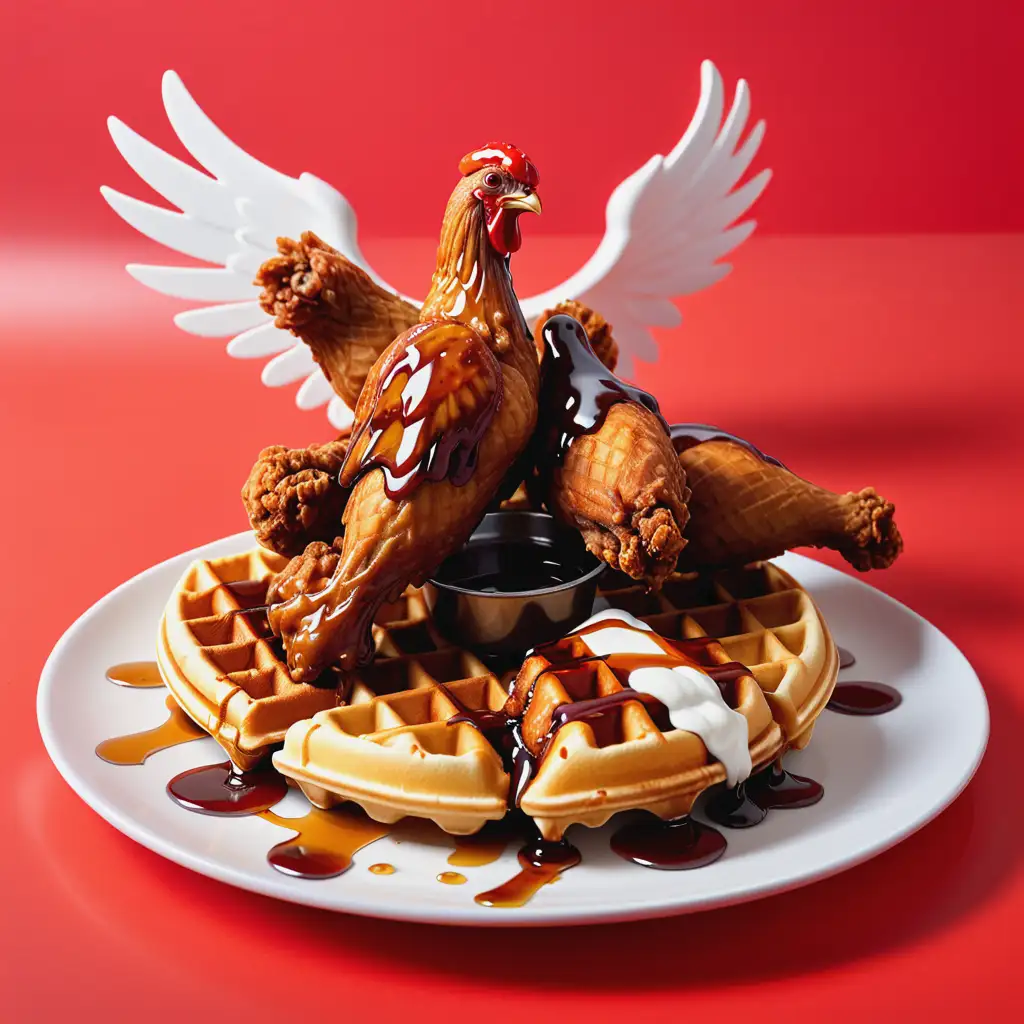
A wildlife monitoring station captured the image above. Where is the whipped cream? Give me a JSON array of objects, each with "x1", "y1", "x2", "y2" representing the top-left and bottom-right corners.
[{"x1": 570, "y1": 609, "x2": 752, "y2": 786}]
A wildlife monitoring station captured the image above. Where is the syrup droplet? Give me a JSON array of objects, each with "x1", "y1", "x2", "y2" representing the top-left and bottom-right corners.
[
  {"x1": 106, "y1": 661, "x2": 164, "y2": 688},
  {"x1": 437, "y1": 871, "x2": 467, "y2": 885},
  {"x1": 95, "y1": 695, "x2": 206, "y2": 765},
  {"x1": 838, "y1": 647, "x2": 856, "y2": 670},
  {"x1": 260, "y1": 806, "x2": 392, "y2": 879},
  {"x1": 610, "y1": 815, "x2": 727, "y2": 869},
  {"x1": 368, "y1": 863, "x2": 396, "y2": 875},
  {"x1": 167, "y1": 760, "x2": 287, "y2": 816},
  {"x1": 706, "y1": 761, "x2": 825, "y2": 829},
  {"x1": 828, "y1": 681, "x2": 902, "y2": 716},
  {"x1": 474, "y1": 838, "x2": 581, "y2": 907}
]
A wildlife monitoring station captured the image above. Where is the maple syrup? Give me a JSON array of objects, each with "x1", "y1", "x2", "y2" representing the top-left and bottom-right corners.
[
  {"x1": 474, "y1": 838, "x2": 581, "y2": 907},
  {"x1": 260, "y1": 806, "x2": 392, "y2": 879},
  {"x1": 106, "y1": 661, "x2": 164, "y2": 688},
  {"x1": 611, "y1": 815, "x2": 727, "y2": 869},
  {"x1": 437, "y1": 871, "x2": 467, "y2": 885},
  {"x1": 448, "y1": 819, "x2": 517, "y2": 867},
  {"x1": 95, "y1": 695, "x2": 206, "y2": 766},
  {"x1": 369, "y1": 863, "x2": 396, "y2": 875},
  {"x1": 167, "y1": 760, "x2": 287, "y2": 816}
]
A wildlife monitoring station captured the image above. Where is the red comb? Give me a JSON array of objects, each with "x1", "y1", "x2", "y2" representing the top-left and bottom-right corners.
[{"x1": 459, "y1": 142, "x2": 539, "y2": 188}]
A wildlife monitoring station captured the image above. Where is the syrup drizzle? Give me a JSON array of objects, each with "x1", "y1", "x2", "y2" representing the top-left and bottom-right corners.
[
  {"x1": 611, "y1": 815, "x2": 727, "y2": 870},
  {"x1": 474, "y1": 838, "x2": 581, "y2": 907},
  {"x1": 166, "y1": 760, "x2": 288, "y2": 816},
  {"x1": 106, "y1": 661, "x2": 164, "y2": 688},
  {"x1": 260, "y1": 806, "x2": 392, "y2": 879},
  {"x1": 95, "y1": 695, "x2": 206, "y2": 765},
  {"x1": 669, "y1": 423, "x2": 784, "y2": 467}
]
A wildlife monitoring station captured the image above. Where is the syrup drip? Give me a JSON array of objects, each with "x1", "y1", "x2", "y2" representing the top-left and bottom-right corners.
[
  {"x1": 669, "y1": 423, "x2": 784, "y2": 467},
  {"x1": 369, "y1": 863, "x2": 396, "y2": 875},
  {"x1": 437, "y1": 871, "x2": 467, "y2": 885},
  {"x1": 536, "y1": 315, "x2": 669, "y2": 475},
  {"x1": 106, "y1": 661, "x2": 164, "y2": 688},
  {"x1": 448, "y1": 819, "x2": 517, "y2": 867},
  {"x1": 474, "y1": 838, "x2": 581, "y2": 907},
  {"x1": 706, "y1": 761, "x2": 824, "y2": 829},
  {"x1": 95, "y1": 695, "x2": 206, "y2": 765},
  {"x1": 166, "y1": 760, "x2": 287, "y2": 816},
  {"x1": 611, "y1": 815, "x2": 727, "y2": 870},
  {"x1": 260, "y1": 806, "x2": 392, "y2": 879},
  {"x1": 838, "y1": 646, "x2": 856, "y2": 669},
  {"x1": 828, "y1": 682, "x2": 902, "y2": 716}
]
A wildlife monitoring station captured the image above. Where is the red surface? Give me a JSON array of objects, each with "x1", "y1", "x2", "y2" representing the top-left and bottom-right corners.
[
  {"x1": 4, "y1": 234, "x2": 1022, "y2": 1018},
  {"x1": 4, "y1": 0, "x2": 1022, "y2": 239}
]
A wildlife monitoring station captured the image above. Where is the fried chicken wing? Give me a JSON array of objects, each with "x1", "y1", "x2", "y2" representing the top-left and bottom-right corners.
[
  {"x1": 677, "y1": 438, "x2": 903, "y2": 571},
  {"x1": 241, "y1": 434, "x2": 350, "y2": 556},
  {"x1": 256, "y1": 232, "x2": 420, "y2": 407}
]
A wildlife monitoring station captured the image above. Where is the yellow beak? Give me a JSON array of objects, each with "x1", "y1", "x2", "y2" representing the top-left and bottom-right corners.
[{"x1": 499, "y1": 190, "x2": 542, "y2": 215}]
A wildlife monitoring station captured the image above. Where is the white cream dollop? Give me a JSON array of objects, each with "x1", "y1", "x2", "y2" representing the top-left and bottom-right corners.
[{"x1": 570, "y1": 609, "x2": 752, "y2": 787}]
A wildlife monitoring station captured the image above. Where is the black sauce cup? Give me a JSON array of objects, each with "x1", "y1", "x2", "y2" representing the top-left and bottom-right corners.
[{"x1": 423, "y1": 512, "x2": 605, "y2": 660}]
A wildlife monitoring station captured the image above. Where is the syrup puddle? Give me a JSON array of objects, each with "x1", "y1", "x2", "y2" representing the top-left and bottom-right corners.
[
  {"x1": 106, "y1": 661, "x2": 164, "y2": 688},
  {"x1": 167, "y1": 760, "x2": 287, "y2": 815},
  {"x1": 828, "y1": 682, "x2": 902, "y2": 716},
  {"x1": 259, "y1": 806, "x2": 392, "y2": 879},
  {"x1": 837, "y1": 646, "x2": 856, "y2": 670},
  {"x1": 95, "y1": 695, "x2": 206, "y2": 765},
  {"x1": 611, "y1": 815, "x2": 727, "y2": 869},
  {"x1": 474, "y1": 839, "x2": 581, "y2": 907}
]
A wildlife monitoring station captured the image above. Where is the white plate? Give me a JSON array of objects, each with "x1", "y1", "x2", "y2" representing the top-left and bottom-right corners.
[{"x1": 37, "y1": 533, "x2": 988, "y2": 926}]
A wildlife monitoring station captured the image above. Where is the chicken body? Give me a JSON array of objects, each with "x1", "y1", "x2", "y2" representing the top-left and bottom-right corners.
[{"x1": 266, "y1": 169, "x2": 541, "y2": 680}]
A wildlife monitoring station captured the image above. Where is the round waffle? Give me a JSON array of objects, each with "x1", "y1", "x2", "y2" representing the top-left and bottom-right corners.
[{"x1": 268, "y1": 559, "x2": 837, "y2": 839}]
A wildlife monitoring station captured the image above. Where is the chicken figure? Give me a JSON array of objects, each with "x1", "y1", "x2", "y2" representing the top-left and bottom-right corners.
[{"x1": 265, "y1": 144, "x2": 542, "y2": 680}]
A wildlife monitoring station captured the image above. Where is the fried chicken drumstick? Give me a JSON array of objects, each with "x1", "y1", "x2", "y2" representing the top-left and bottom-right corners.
[
  {"x1": 257, "y1": 233, "x2": 420, "y2": 408},
  {"x1": 265, "y1": 143, "x2": 543, "y2": 680},
  {"x1": 673, "y1": 430, "x2": 903, "y2": 571},
  {"x1": 533, "y1": 313, "x2": 690, "y2": 589}
]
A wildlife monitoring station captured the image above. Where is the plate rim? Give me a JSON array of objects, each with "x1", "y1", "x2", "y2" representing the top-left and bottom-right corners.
[{"x1": 36, "y1": 532, "x2": 990, "y2": 927}]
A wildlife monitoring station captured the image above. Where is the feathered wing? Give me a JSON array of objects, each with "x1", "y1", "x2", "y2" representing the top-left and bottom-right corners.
[
  {"x1": 101, "y1": 70, "x2": 416, "y2": 429},
  {"x1": 519, "y1": 60, "x2": 771, "y2": 378}
]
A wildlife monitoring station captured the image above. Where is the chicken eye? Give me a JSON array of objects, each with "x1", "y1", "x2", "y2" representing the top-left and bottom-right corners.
[{"x1": 483, "y1": 171, "x2": 502, "y2": 189}]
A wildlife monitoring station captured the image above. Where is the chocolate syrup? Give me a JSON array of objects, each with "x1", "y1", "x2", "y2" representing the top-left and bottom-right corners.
[
  {"x1": 611, "y1": 815, "x2": 727, "y2": 870},
  {"x1": 95, "y1": 695, "x2": 206, "y2": 766},
  {"x1": 106, "y1": 661, "x2": 164, "y2": 688},
  {"x1": 474, "y1": 838, "x2": 581, "y2": 907},
  {"x1": 536, "y1": 314, "x2": 670, "y2": 469},
  {"x1": 166, "y1": 760, "x2": 288, "y2": 816},
  {"x1": 706, "y1": 761, "x2": 824, "y2": 829},
  {"x1": 339, "y1": 320, "x2": 503, "y2": 500},
  {"x1": 669, "y1": 423, "x2": 784, "y2": 467},
  {"x1": 828, "y1": 682, "x2": 902, "y2": 716},
  {"x1": 260, "y1": 806, "x2": 392, "y2": 879},
  {"x1": 838, "y1": 646, "x2": 856, "y2": 669}
]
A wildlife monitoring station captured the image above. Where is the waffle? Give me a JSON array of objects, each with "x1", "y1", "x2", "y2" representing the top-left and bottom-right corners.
[
  {"x1": 270, "y1": 559, "x2": 835, "y2": 840},
  {"x1": 158, "y1": 547, "x2": 455, "y2": 770}
]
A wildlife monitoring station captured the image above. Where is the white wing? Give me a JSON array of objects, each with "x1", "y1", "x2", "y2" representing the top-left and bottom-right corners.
[
  {"x1": 101, "y1": 70, "x2": 414, "y2": 430},
  {"x1": 520, "y1": 60, "x2": 771, "y2": 378}
]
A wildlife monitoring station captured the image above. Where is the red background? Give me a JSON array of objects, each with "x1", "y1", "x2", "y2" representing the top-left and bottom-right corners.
[{"x1": 3, "y1": 2, "x2": 1023, "y2": 1021}]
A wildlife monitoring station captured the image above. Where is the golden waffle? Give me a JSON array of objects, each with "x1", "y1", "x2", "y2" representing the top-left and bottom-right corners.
[
  {"x1": 159, "y1": 548, "x2": 454, "y2": 769},
  {"x1": 514, "y1": 561, "x2": 836, "y2": 839},
  {"x1": 274, "y1": 661, "x2": 511, "y2": 834},
  {"x1": 270, "y1": 559, "x2": 835, "y2": 840}
]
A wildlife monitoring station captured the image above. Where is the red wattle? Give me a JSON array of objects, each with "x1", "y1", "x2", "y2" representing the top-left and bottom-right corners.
[{"x1": 486, "y1": 208, "x2": 522, "y2": 256}]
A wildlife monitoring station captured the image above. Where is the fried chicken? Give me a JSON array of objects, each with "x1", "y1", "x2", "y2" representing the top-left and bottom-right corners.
[
  {"x1": 676, "y1": 438, "x2": 903, "y2": 571},
  {"x1": 256, "y1": 232, "x2": 420, "y2": 407},
  {"x1": 265, "y1": 145, "x2": 542, "y2": 680},
  {"x1": 534, "y1": 314, "x2": 689, "y2": 589},
  {"x1": 241, "y1": 434, "x2": 350, "y2": 557}
]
